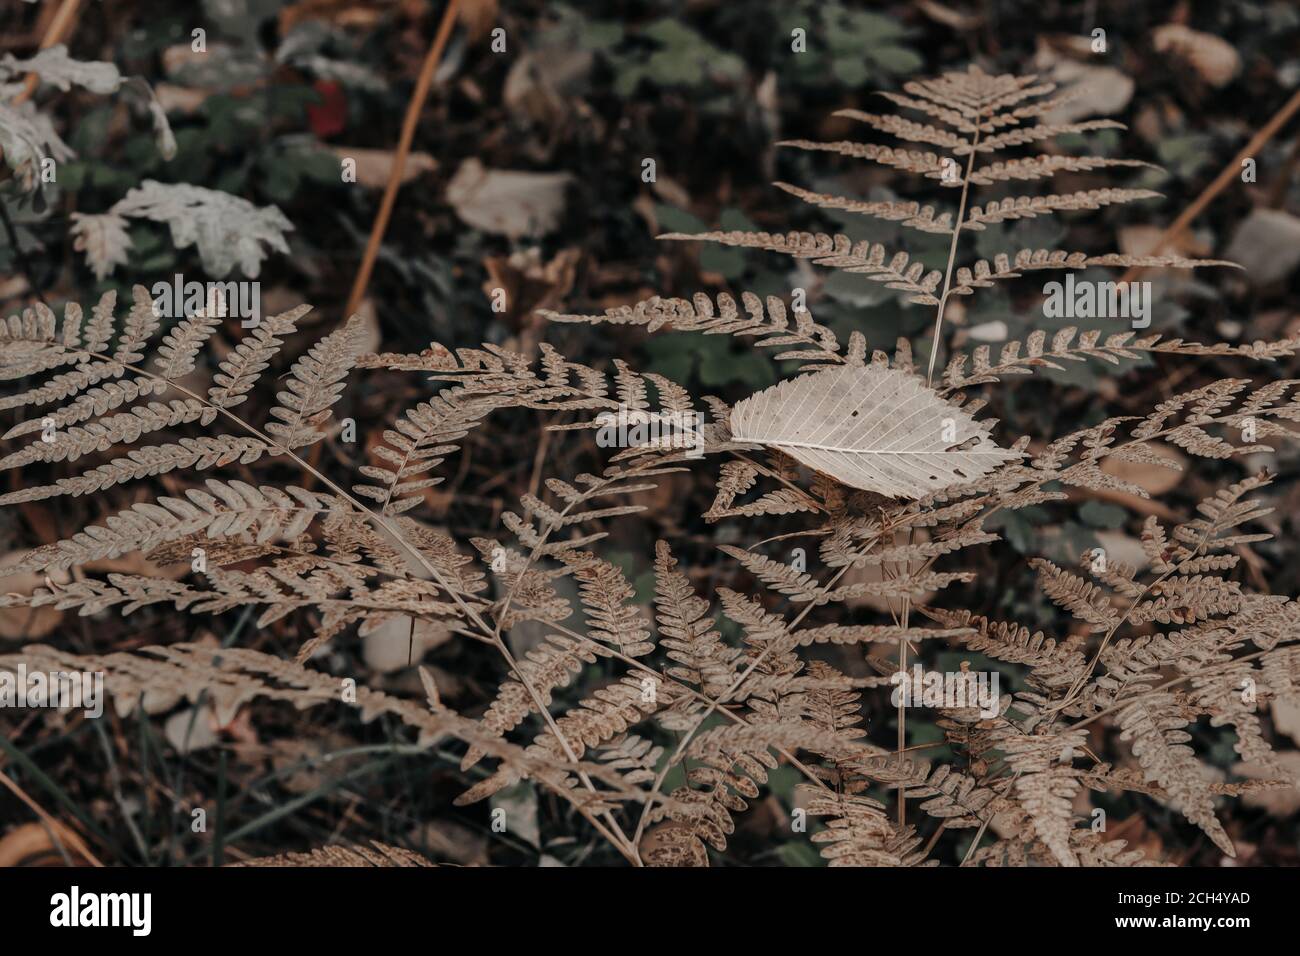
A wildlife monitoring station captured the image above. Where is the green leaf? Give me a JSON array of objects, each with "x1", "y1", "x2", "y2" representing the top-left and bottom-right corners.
[
  {"x1": 1079, "y1": 500, "x2": 1127, "y2": 529},
  {"x1": 654, "y1": 203, "x2": 707, "y2": 234},
  {"x1": 868, "y1": 45, "x2": 924, "y2": 74},
  {"x1": 700, "y1": 245, "x2": 745, "y2": 279}
]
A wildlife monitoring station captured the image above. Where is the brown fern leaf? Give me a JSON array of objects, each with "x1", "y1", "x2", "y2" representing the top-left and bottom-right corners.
[
  {"x1": 776, "y1": 138, "x2": 950, "y2": 179},
  {"x1": 774, "y1": 182, "x2": 955, "y2": 234},
  {"x1": 2, "y1": 479, "x2": 336, "y2": 575},
  {"x1": 919, "y1": 607, "x2": 1086, "y2": 690},
  {"x1": 540, "y1": 291, "x2": 847, "y2": 370},
  {"x1": 1118, "y1": 692, "x2": 1235, "y2": 857},
  {"x1": 963, "y1": 188, "x2": 1161, "y2": 229},
  {"x1": 1031, "y1": 558, "x2": 1121, "y2": 632},
  {"x1": 657, "y1": 231, "x2": 942, "y2": 305},
  {"x1": 832, "y1": 108, "x2": 971, "y2": 150},
  {"x1": 264, "y1": 315, "x2": 367, "y2": 450},
  {"x1": 995, "y1": 727, "x2": 1088, "y2": 866},
  {"x1": 653, "y1": 541, "x2": 737, "y2": 699},
  {"x1": 969, "y1": 155, "x2": 1159, "y2": 185},
  {"x1": 230, "y1": 842, "x2": 435, "y2": 867},
  {"x1": 966, "y1": 120, "x2": 1126, "y2": 155},
  {"x1": 903, "y1": 65, "x2": 1053, "y2": 119},
  {"x1": 353, "y1": 388, "x2": 497, "y2": 515},
  {"x1": 800, "y1": 785, "x2": 929, "y2": 866},
  {"x1": 208, "y1": 306, "x2": 312, "y2": 409},
  {"x1": 901, "y1": 764, "x2": 1001, "y2": 828},
  {"x1": 561, "y1": 552, "x2": 654, "y2": 657}
]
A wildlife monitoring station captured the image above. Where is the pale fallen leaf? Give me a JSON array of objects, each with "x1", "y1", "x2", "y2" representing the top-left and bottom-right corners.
[
  {"x1": 503, "y1": 48, "x2": 592, "y2": 124},
  {"x1": 1034, "y1": 43, "x2": 1134, "y2": 124},
  {"x1": 1094, "y1": 530, "x2": 1150, "y2": 573},
  {"x1": 164, "y1": 705, "x2": 220, "y2": 754},
  {"x1": 481, "y1": 247, "x2": 580, "y2": 324},
  {"x1": 967, "y1": 320, "x2": 1008, "y2": 342},
  {"x1": 153, "y1": 82, "x2": 206, "y2": 114},
  {"x1": 1153, "y1": 24, "x2": 1240, "y2": 88},
  {"x1": 1271, "y1": 698, "x2": 1300, "y2": 747},
  {"x1": 1224, "y1": 210, "x2": 1300, "y2": 287},
  {"x1": 731, "y1": 365, "x2": 1020, "y2": 497},
  {"x1": 362, "y1": 615, "x2": 451, "y2": 672},
  {"x1": 445, "y1": 158, "x2": 571, "y2": 238},
  {"x1": 1119, "y1": 224, "x2": 1208, "y2": 259},
  {"x1": 0, "y1": 551, "x2": 70, "y2": 640},
  {"x1": 1235, "y1": 752, "x2": 1300, "y2": 817},
  {"x1": 1100, "y1": 441, "x2": 1186, "y2": 496},
  {"x1": 914, "y1": 0, "x2": 982, "y2": 30},
  {"x1": 457, "y1": 0, "x2": 501, "y2": 41},
  {"x1": 332, "y1": 146, "x2": 436, "y2": 189},
  {"x1": 407, "y1": 821, "x2": 489, "y2": 865}
]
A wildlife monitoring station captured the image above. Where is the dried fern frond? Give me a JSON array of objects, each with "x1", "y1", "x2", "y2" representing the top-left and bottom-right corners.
[
  {"x1": 540, "y1": 291, "x2": 852, "y2": 371},
  {"x1": 0, "y1": 643, "x2": 648, "y2": 809},
  {"x1": 0, "y1": 291, "x2": 333, "y2": 509},
  {"x1": 777, "y1": 138, "x2": 951, "y2": 179},
  {"x1": 941, "y1": 328, "x2": 1297, "y2": 392},
  {"x1": 230, "y1": 842, "x2": 435, "y2": 867},
  {"x1": 656, "y1": 231, "x2": 943, "y2": 306},
  {"x1": 653, "y1": 541, "x2": 737, "y2": 699},
  {"x1": 1118, "y1": 692, "x2": 1235, "y2": 857},
  {"x1": 801, "y1": 786, "x2": 930, "y2": 866},
  {"x1": 969, "y1": 154, "x2": 1160, "y2": 185},
  {"x1": 962, "y1": 188, "x2": 1162, "y2": 230},
  {"x1": 2, "y1": 480, "x2": 338, "y2": 575},
  {"x1": 775, "y1": 182, "x2": 955, "y2": 234},
  {"x1": 832, "y1": 108, "x2": 972, "y2": 150},
  {"x1": 649, "y1": 62, "x2": 1241, "y2": 334}
]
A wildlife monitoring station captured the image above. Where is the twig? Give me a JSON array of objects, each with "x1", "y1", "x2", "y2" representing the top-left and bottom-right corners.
[
  {"x1": 344, "y1": 0, "x2": 461, "y2": 319},
  {"x1": 0, "y1": 766, "x2": 104, "y2": 866},
  {"x1": 10, "y1": 0, "x2": 84, "y2": 106},
  {"x1": 1118, "y1": 88, "x2": 1300, "y2": 285}
]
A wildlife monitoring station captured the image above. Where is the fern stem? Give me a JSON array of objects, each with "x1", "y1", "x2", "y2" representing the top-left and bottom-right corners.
[
  {"x1": 925, "y1": 125, "x2": 981, "y2": 387},
  {"x1": 901, "y1": 126, "x2": 982, "y2": 826}
]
